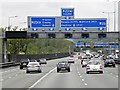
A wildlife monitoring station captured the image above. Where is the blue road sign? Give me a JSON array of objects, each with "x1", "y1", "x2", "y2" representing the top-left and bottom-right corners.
[
  {"x1": 31, "y1": 17, "x2": 55, "y2": 28},
  {"x1": 61, "y1": 19, "x2": 106, "y2": 28},
  {"x1": 62, "y1": 8, "x2": 74, "y2": 16}
]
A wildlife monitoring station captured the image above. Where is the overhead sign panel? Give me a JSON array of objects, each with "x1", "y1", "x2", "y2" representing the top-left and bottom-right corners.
[
  {"x1": 31, "y1": 17, "x2": 56, "y2": 28},
  {"x1": 62, "y1": 8, "x2": 74, "y2": 16},
  {"x1": 61, "y1": 20, "x2": 106, "y2": 28}
]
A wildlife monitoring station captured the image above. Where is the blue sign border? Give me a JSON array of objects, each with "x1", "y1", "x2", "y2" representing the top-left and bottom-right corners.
[
  {"x1": 30, "y1": 17, "x2": 56, "y2": 28},
  {"x1": 61, "y1": 8, "x2": 74, "y2": 17},
  {"x1": 60, "y1": 19, "x2": 106, "y2": 28}
]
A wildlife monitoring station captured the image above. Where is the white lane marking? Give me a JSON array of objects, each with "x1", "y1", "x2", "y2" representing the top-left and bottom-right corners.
[
  {"x1": 0, "y1": 79, "x2": 4, "y2": 82},
  {"x1": 2, "y1": 68, "x2": 19, "y2": 73},
  {"x1": 8, "y1": 77, "x2": 12, "y2": 79},
  {"x1": 15, "y1": 74, "x2": 18, "y2": 76},
  {"x1": 116, "y1": 76, "x2": 118, "y2": 78},
  {"x1": 82, "y1": 79, "x2": 84, "y2": 81},
  {"x1": 79, "y1": 74, "x2": 81, "y2": 75},
  {"x1": 80, "y1": 76, "x2": 82, "y2": 77},
  {"x1": 84, "y1": 83, "x2": 88, "y2": 86},
  {"x1": 27, "y1": 67, "x2": 56, "y2": 90},
  {"x1": 110, "y1": 73, "x2": 113, "y2": 74}
]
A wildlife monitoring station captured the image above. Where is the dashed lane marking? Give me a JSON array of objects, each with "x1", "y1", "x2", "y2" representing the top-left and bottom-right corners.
[
  {"x1": 84, "y1": 83, "x2": 88, "y2": 86},
  {"x1": 82, "y1": 79, "x2": 84, "y2": 81},
  {"x1": 2, "y1": 68, "x2": 19, "y2": 73},
  {"x1": 0, "y1": 79, "x2": 3, "y2": 82},
  {"x1": 8, "y1": 77, "x2": 12, "y2": 79}
]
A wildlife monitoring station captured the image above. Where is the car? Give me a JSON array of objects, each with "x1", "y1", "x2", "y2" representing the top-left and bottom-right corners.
[
  {"x1": 57, "y1": 61, "x2": 70, "y2": 72},
  {"x1": 78, "y1": 55, "x2": 82, "y2": 59},
  {"x1": 39, "y1": 58, "x2": 47, "y2": 64},
  {"x1": 26, "y1": 62, "x2": 42, "y2": 73},
  {"x1": 81, "y1": 57, "x2": 87, "y2": 64},
  {"x1": 81, "y1": 59, "x2": 90, "y2": 68},
  {"x1": 20, "y1": 59, "x2": 30, "y2": 69},
  {"x1": 68, "y1": 56, "x2": 74, "y2": 63},
  {"x1": 86, "y1": 60, "x2": 103, "y2": 74},
  {"x1": 86, "y1": 54, "x2": 92, "y2": 59},
  {"x1": 94, "y1": 54, "x2": 99, "y2": 58},
  {"x1": 104, "y1": 57, "x2": 116, "y2": 67}
]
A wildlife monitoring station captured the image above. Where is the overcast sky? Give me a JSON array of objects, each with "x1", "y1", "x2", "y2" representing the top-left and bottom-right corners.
[{"x1": 0, "y1": 0, "x2": 120, "y2": 31}]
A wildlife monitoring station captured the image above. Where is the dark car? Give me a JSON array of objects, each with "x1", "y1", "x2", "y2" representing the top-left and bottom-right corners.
[
  {"x1": 57, "y1": 61, "x2": 70, "y2": 72},
  {"x1": 104, "y1": 57, "x2": 116, "y2": 67},
  {"x1": 20, "y1": 59, "x2": 30, "y2": 69},
  {"x1": 81, "y1": 59, "x2": 90, "y2": 68}
]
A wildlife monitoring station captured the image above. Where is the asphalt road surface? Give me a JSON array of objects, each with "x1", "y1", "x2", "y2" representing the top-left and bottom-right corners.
[{"x1": 1, "y1": 55, "x2": 118, "y2": 89}]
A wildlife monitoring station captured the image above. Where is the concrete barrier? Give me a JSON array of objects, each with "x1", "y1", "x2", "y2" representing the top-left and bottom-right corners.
[{"x1": 8, "y1": 53, "x2": 70, "y2": 63}]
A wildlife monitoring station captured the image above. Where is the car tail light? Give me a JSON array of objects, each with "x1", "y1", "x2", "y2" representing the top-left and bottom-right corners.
[
  {"x1": 100, "y1": 65, "x2": 102, "y2": 69},
  {"x1": 27, "y1": 66, "x2": 30, "y2": 68}
]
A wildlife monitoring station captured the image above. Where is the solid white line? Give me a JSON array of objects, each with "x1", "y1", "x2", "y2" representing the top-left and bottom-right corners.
[
  {"x1": 80, "y1": 76, "x2": 82, "y2": 77},
  {"x1": 27, "y1": 67, "x2": 56, "y2": 90}
]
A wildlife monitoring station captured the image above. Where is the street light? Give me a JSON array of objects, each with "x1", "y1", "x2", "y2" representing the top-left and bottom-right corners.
[
  {"x1": 19, "y1": 22, "x2": 27, "y2": 31},
  {"x1": 8, "y1": 16, "x2": 18, "y2": 31},
  {"x1": 102, "y1": 11, "x2": 115, "y2": 32}
]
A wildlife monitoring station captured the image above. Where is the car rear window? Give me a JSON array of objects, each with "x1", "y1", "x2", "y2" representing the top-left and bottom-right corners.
[
  {"x1": 88, "y1": 61, "x2": 100, "y2": 65},
  {"x1": 28, "y1": 63, "x2": 39, "y2": 65}
]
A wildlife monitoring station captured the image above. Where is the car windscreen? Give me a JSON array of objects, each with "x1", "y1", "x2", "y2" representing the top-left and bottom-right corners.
[
  {"x1": 88, "y1": 61, "x2": 100, "y2": 65},
  {"x1": 59, "y1": 61, "x2": 68, "y2": 64}
]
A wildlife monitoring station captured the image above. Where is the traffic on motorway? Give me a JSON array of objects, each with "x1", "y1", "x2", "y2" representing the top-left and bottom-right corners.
[
  {"x1": 18, "y1": 50, "x2": 118, "y2": 74},
  {"x1": 1, "y1": 50, "x2": 118, "y2": 88}
]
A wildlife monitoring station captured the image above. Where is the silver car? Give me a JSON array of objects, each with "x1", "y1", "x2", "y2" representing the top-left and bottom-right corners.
[
  {"x1": 40, "y1": 58, "x2": 47, "y2": 64},
  {"x1": 26, "y1": 62, "x2": 42, "y2": 73}
]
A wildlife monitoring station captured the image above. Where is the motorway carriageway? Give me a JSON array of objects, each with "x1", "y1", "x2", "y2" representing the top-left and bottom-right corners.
[{"x1": 0, "y1": 55, "x2": 118, "y2": 89}]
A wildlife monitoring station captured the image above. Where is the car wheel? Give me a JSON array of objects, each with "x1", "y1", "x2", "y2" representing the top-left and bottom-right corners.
[
  {"x1": 68, "y1": 68, "x2": 70, "y2": 72},
  {"x1": 26, "y1": 71, "x2": 30, "y2": 73},
  {"x1": 113, "y1": 65, "x2": 115, "y2": 67},
  {"x1": 100, "y1": 71, "x2": 103, "y2": 74},
  {"x1": 82, "y1": 66, "x2": 84, "y2": 68},
  {"x1": 20, "y1": 66, "x2": 23, "y2": 69},
  {"x1": 57, "y1": 68, "x2": 60, "y2": 72},
  {"x1": 38, "y1": 70, "x2": 42, "y2": 73},
  {"x1": 86, "y1": 71, "x2": 89, "y2": 74}
]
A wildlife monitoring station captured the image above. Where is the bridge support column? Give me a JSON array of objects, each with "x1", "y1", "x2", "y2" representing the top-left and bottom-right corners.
[{"x1": 3, "y1": 38, "x2": 8, "y2": 62}]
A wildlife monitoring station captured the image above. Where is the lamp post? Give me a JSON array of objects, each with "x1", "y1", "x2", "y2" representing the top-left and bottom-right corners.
[
  {"x1": 102, "y1": 12, "x2": 115, "y2": 32},
  {"x1": 19, "y1": 22, "x2": 26, "y2": 31},
  {"x1": 4, "y1": 16, "x2": 18, "y2": 62},
  {"x1": 8, "y1": 16, "x2": 18, "y2": 31}
]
